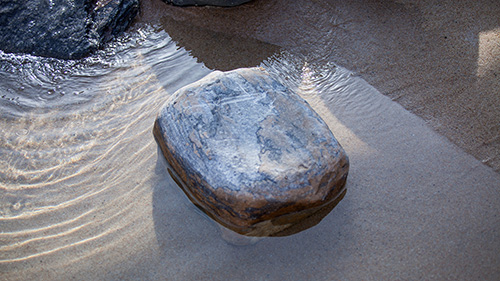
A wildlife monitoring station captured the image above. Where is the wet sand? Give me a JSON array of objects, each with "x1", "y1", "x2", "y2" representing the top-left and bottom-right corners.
[
  {"x1": 138, "y1": 0, "x2": 500, "y2": 279},
  {"x1": 1, "y1": 0, "x2": 499, "y2": 280},
  {"x1": 141, "y1": 0, "x2": 500, "y2": 173}
]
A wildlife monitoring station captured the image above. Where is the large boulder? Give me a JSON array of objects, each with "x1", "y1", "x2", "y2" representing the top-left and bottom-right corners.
[
  {"x1": 0, "y1": 0, "x2": 139, "y2": 59},
  {"x1": 154, "y1": 67, "x2": 349, "y2": 237},
  {"x1": 161, "y1": 0, "x2": 252, "y2": 7}
]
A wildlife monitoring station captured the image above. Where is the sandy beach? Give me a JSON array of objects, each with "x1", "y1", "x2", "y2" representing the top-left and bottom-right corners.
[{"x1": 1, "y1": 0, "x2": 499, "y2": 280}]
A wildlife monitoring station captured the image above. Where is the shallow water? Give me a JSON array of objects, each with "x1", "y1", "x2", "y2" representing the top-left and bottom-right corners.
[
  {"x1": 1, "y1": 3, "x2": 500, "y2": 280},
  {"x1": 0, "y1": 25, "x2": 211, "y2": 278}
]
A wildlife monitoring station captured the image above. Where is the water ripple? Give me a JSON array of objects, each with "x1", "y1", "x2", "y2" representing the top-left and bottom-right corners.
[
  {"x1": 0, "y1": 24, "x2": 209, "y2": 271},
  {"x1": 263, "y1": 51, "x2": 387, "y2": 124}
]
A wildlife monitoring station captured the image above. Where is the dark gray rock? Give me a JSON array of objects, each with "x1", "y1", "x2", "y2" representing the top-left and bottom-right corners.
[
  {"x1": 161, "y1": 0, "x2": 252, "y2": 7},
  {"x1": 0, "y1": 0, "x2": 139, "y2": 59},
  {"x1": 154, "y1": 67, "x2": 349, "y2": 236}
]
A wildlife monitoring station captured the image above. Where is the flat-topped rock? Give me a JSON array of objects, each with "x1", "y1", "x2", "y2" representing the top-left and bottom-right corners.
[
  {"x1": 161, "y1": 0, "x2": 251, "y2": 6},
  {"x1": 154, "y1": 67, "x2": 349, "y2": 236}
]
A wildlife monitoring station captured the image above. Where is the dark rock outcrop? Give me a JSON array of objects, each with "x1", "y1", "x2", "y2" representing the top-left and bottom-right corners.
[
  {"x1": 154, "y1": 67, "x2": 349, "y2": 237},
  {"x1": 0, "y1": 0, "x2": 139, "y2": 59},
  {"x1": 161, "y1": 0, "x2": 252, "y2": 7}
]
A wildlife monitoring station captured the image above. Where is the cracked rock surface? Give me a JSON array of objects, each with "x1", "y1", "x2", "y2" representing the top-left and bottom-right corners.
[{"x1": 154, "y1": 67, "x2": 349, "y2": 236}]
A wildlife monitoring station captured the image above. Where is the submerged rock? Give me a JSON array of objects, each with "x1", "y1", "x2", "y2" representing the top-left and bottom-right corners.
[
  {"x1": 154, "y1": 67, "x2": 349, "y2": 237},
  {"x1": 161, "y1": 0, "x2": 251, "y2": 7},
  {"x1": 0, "y1": 0, "x2": 139, "y2": 59}
]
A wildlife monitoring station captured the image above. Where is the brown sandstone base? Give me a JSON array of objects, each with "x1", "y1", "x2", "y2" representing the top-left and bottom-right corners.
[{"x1": 154, "y1": 121, "x2": 347, "y2": 237}]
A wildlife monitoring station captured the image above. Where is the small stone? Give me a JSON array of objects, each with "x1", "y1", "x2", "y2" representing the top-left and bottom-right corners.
[
  {"x1": 161, "y1": 0, "x2": 251, "y2": 7},
  {"x1": 154, "y1": 67, "x2": 349, "y2": 236}
]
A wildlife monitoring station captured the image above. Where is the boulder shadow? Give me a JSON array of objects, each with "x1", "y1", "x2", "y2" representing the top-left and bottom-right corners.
[{"x1": 160, "y1": 15, "x2": 281, "y2": 71}]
